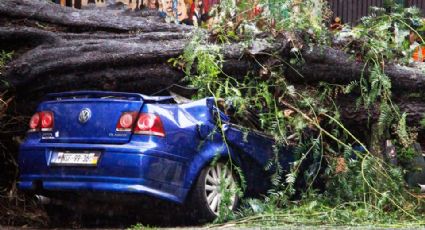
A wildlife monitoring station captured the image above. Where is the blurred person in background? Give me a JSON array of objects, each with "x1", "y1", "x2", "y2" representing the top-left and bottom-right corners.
[
  {"x1": 161, "y1": 0, "x2": 175, "y2": 23},
  {"x1": 191, "y1": 0, "x2": 209, "y2": 27},
  {"x1": 145, "y1": 0, "x2": 160, "y2": 9},
  {"x1": 161, "y1": 0, "x2": 190, "y2": 24},
  {"x1": 177, "y1": 0, "x2": 190, "y2": 24}
]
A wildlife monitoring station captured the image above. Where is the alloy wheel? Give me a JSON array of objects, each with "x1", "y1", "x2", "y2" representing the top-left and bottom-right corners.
[{"x1": 204, "y1": 162, "x2": 237, "y2": 215}]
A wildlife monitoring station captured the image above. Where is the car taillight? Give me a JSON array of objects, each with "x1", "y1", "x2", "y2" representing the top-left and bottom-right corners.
[
  {"x1": 29, "y1": 113, "x2": 40, "y2": 131},
  {"x1": 116, "y1": 112, "x2": 138, "y2": 132},
  {"x1": 134, "y1": 113, "x2": 165, "y2": 137},
  {"x1": 29, "y1": 111, "x2": 54, "y2": 132},
  {"x1": 40, "y1": 111, "x2": 54, "y2": 131}
]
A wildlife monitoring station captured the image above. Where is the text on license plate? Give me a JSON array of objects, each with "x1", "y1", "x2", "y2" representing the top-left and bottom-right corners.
[{"x1": 50, "y1": 151, "x2": 100, "y2": 166}]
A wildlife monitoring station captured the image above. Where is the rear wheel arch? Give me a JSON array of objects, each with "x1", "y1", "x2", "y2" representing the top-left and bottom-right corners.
[{"x1": 183, "y1": 144, "x2": 242, "y2": 197}]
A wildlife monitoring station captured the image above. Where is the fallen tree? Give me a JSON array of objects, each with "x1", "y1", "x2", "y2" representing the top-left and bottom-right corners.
[
  {"x1": 1, "y1": 0, "x2": 424, "y2": 227},
  {"x1": 1, "y1": 0, "x2": 424, "y2": 127}
]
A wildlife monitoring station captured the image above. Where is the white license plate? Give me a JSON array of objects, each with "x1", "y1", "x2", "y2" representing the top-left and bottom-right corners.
[{"x1": 50, "y1": 151, "x2": 100, "y2": 166}]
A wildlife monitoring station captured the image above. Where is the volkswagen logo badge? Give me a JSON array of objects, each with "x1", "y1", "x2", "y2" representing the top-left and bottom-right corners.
[{"x1": 78, "y1": 108, "x2": 91, "y2": 124}]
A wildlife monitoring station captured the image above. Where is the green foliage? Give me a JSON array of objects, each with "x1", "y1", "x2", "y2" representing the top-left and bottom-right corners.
[
  {"x1": 0, "y1": 50, "x2": 13, "y2": 116},
  {"x1": 396, "y1": 113, "x2": 416, "y2": 148},
  {"x1": 207, "y1": 0, "x2": 331, "y2": 45},
  {"x1": 221, "y1": 197, "x2": 424, "y2": 227},
  {"x1": 344, "y1": 6, "x2": 422, "y2": 154},
  {"x1": 397, "y1": 146, "x2": 417, "y2": 163},
  {"x1": 174, "y1": 0, "x2": 425, "y2": 227},
  {"x1": 377, "y1": 102, "x2": 394, "y2": 136},
  {"x1": 269, "y1": 0, "x2": 331, "y2": 43},
  {"x1": 171, "y1": 31, "x2": 225, "y2": 98},
  {"x1": 0, "y1": 50, "x2": 13, "y2": 76},
  {"x1": 351, "y1": 6, "x2": 424, "y2": 65},
  {"x1": 420, "y1": 115, "x2": 425, "y2": 128},
  {"x1": 344, "y1": 6, "x2": 424, "y2": 148},
  {"x1": 0, "y1": 50, "x2": 13, "y2": 71}
]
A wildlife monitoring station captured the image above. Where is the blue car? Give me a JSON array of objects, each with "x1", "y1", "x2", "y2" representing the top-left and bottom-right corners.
[{"x1": 18, "y1": 91, "x2": 293, "y2": 221}]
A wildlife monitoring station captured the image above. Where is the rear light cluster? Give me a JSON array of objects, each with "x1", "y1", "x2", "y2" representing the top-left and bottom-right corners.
[
  {"x1": 116, "y1": 112, "x2": 165, "y2": 137},
  {"x1": 29, "y1": 111, "x2": 54, "y2": 132},
  {"x1": 116, "y1": 112, "x2": 138, "y2": 132}
]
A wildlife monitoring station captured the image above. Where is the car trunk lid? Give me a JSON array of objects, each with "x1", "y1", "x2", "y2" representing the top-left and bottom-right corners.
[{"x1": 38, "y1": 91, "x2": 144, "y2": 144}]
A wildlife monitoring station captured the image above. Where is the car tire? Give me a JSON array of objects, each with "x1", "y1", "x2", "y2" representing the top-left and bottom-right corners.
[{"x1": 186, "y1": 161, "x2": 239, "y2": 223}]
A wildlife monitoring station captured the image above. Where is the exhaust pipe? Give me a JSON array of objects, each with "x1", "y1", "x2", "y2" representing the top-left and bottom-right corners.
[{"x1": 35, "y1": 195, "x2": 51, "y2": 205}]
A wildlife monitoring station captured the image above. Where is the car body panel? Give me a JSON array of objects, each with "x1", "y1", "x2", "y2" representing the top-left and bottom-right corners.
[
  {"x1": 39, "y1": 99, "x2": 144, "y2": 144},
  {"x1": 19, "y1": 139, "x2": 189, "y2": 203},
  {"x1": 18, "y1": 91, "x2": 292, "y2": 204}
]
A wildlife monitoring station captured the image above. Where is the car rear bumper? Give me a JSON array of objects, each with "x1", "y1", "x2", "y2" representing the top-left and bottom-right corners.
[
  {"x1": 18, "y1": 141, "x2": 190, "y2": 204},
  {"x1": 18, "y1": 180, "x2": 185, "y2": 203}
]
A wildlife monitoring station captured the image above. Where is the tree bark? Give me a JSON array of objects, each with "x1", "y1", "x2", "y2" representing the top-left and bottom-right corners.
[
  {"x1": 337, "y1": 96, "x2": 425, "y2": 127},
  {"x1": 0, "y1": 0, "x2": 192, "y2": 100},
  {"x1": 0, "y1": 0, "x2": 424, "y2": 128},
  {"x1": 286, "y1": 46, "x2": 425, "y2": 92},
  {"x1": 0, "y1": 0, "x2": 191, "y2": 33}
]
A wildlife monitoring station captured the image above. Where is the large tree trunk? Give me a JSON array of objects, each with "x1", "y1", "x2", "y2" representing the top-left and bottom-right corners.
[
  {"x1": 287, "y1": 46, "x2": 425, "y2": 92},
  {"x1": 0, "y1": 0, "x2": 424, "y2": 126},
  {"x1": 2, "y1": 1, "x2": 425, "y2": 224}
]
